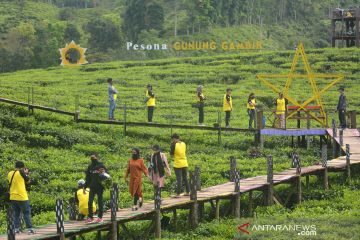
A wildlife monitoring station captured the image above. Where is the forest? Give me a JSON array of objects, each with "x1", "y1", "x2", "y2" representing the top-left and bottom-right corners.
[{"x1": 1, "y1": 0, "x2": 359, "y2": 72}]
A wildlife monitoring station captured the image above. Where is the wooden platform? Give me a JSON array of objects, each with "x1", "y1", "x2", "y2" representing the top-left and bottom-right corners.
[
  {"x1": 1, "y1": 128, "x2": 359, "y2": 240},
  {"x1": 260, "y1": 128, "x2": 327, "y2": 136}
]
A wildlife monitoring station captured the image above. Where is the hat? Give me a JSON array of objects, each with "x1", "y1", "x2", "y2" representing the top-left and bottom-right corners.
[
  {"x1": 171, "y1": 133, "x2": 180, "y2": 139},
  {"x1": 15, "y1": 161, "x2": 25, "y2": 169},
  {"x1": 132, "y1": 147, "x2": 140, "y2": 154},
  {"x1": 77, "y1": 179, "x2": 85, "y2": 187},
  {"x1": 147, "y1": 84, "x2": 152, "y2": 88},
  {"x1": 152, "y1": 144, "x2": 161, "y2": 151},
  {"x1": 90, "y1": 153, "x2": 98, "y2": 160}
]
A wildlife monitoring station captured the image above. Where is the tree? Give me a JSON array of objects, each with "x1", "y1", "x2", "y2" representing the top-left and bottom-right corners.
[
  {"x1": 85, "y1": 18, "x2": 122, "y2": 49},
  {"x1": 64, "y1": 23, "x2": 81, "y2": 43},
  {"x1": 122, "y1": 0, "x2": 164, "y2": 41},
  {"x1": 5, "y1": 22, "x2": 36, "y2": 70}
]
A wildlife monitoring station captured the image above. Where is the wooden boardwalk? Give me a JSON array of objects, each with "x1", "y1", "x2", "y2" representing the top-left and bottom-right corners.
[
  {"x1": 1, "y1": 128, "x2": 360, "y2": 240},
  {"x1": 0, "y1": 97, "x2": 254, "y2": 133}
]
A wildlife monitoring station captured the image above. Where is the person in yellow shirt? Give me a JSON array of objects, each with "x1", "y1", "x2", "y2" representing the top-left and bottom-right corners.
[
  {"x1": 7, "y1": 161, "x2": 35, "y2": 234},
  {"x1": 275, "y1": 93, "x2": 287, "y2": 129},
  {"x1": 170, "y1": 133, "x2": 189, "y2": 198},
  {"x1": 223, "y1": 88, "x2": 233, "y2": 128},
  {"x1": 145, "y1": 84, "x2": 155, "y2": 123},
  {"x1": 75, "y1": 180, "x2": 96, "y2": 220},
  {"x1": 247, "y1": 93, "x2": 256, "y2": 129}
]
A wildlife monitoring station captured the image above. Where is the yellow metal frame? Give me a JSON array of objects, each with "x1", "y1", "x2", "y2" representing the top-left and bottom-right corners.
[
  {"x1": 59, "y1": 41, "x2": 88, "y2": 66},
  {"x1": 256, "y1": 43, "x2": 344, "y2": 127}
]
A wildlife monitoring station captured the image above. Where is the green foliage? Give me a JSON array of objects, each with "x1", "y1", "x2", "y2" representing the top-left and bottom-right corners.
[
  {"x1": 85, "y1": 18, "x2": 122, "y2": 50},
  {"x1": 122, "y1": 0, "x2": 165, "y2": 41},
  {"x1": 0, "y1": 34, "x2": 360, "y2": 238},
  {"x1": 64, "y1": 23, "x2": 81, "y2": 43}
]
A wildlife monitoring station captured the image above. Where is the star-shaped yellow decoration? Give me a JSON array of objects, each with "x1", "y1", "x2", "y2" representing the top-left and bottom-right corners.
[
  {"x1": 59, "y1": 40, "x2": 88, "y2": 66},
  {"x1": 256, "y1": 43, "x2": 344, "y2": 127}
]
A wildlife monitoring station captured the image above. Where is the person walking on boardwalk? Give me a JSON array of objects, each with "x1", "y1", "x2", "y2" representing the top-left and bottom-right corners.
[
  {"x1": 196, "y1": 85, "x2": 206, "y2": 126},
  {"x1": 145, "y1": 84, "x2": 155, "y2": 123},
  {"x1": 75, "y1": 179, "x2": 96, "y2": 221},
  {"x1": 275, "y1": 92, "x2": 287, "y2": 129},
  {"x1": 223, "y1": 88, "x2": 233, "y2": 128},
  {"x1": 124, "y1": 148, "x2": 149, "y2": 211},
  {"x1": 170, "y1": 133, "x2": 190, "y2": 198},
  {"x1": 149, "y1": 145, "x2": 171, "y2": 193},
  {"x1": 247, "y1": 93, "x2": 256, "y2": 129},
  {"x1": 84, "y1": 153, "x2": 107, "y2": 223},
  {"x1": 336, "y1": 86, "x2": 347, "y2": 129},
  {"x1": 108, "y1": 78, "x2": 118, "y2": 120},
  {"x1": 7, "y1": 161, "x2": 35, "y2": 234}
]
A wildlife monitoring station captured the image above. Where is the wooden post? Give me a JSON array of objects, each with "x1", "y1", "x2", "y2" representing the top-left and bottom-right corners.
[
  {"x1": 123, "y1": 103, "x2": 127, "y2": 136},
  {"x1": 195, "y1": 166, "x2": 204, "y2": 222},
  {"x1": 346, "y1": 144, "x2": 351, "y2": 182},
  {"x1": 305, "y1": 175, "x2": 309, "y2": 189},
  {"x1": 215, "y1": 199, "x2": 220, "y2": 220},
  {"x1": 31, "y1": 86, "x2": 34, "y2": 114},
  {"x1": 172, "y1": 209, "x2": 177, "y2": 232},
  {"x1": 256, "y1": 110, "x2": 263, "y2": 129},
  {"x1": 170, "y1": 109, "x2": 173, "y2": 136},
  {"x1": 233, "y1": 170, "x2": 241, "y2": 218},
  {"x1": 195, "y1": 166, "x2": 201, "y2": 191},
  {"x1": 297, "y1": 111, "x2": 301, "y2": 146},
  {"x1": 217, "y1": 111, "x2": 222, "y2": 145},
  {"x1": 248, "y1": 191, "x2": 253, "y2": 217},
  {"x1": 110, "y1": 183, "x2": 119, "y2": 240},
  {"x1": 292, "y1": 153, "x2": 301, "y2": 176},
  {"x1": 229, "y1": 156, "x2": 236, "y2": 182},
  {"x1": 68, "y1": 197, "x2": 77, "y2": 221},
  {"x1": 154, "y1": 183, "x2": 161, "y2": 238},
  {"x1": 55, "y1": 199, "x2": 65, "y2": 240},
  {"x1": 68, "y1": 197, "x2": 77, "y2": 240},
  {"x1": 7, "y1": 205, "x2": 15, "y2": 240},
  {"x1": 348, "y1": 110, "x2": 357, "y2": 129},
  {"x1": 306, "y1": 113, "x2": 310, "y2": 150},
  {"x1": 339, "y1": 129, "x2": 343, "y2": 146},
  {"x1": 74, "y1": 95, "x2": 80, "y2": 122},
  {"x1": 295, "y1": 175, "x2": 302, "y2": 204},
  {"x1": 321, "y1": 145, "x2": 329, "y2": 190},
  {"x1": 27, "y1": 87, "x2": 31, "y2": 115},
  {"x1": 265, "y1": 156, "x2": 274, "y2": 206},
  {"x1": 294, "y1": 153, "x2": 302, "y2": 204},
  {"x1": 332, "y1": 119, "x2": 338, "y2": 158},
  {"x1": 332, "y1": 119, "x2": 337, "y2": 138},
  {"x1": 189, "y1": 171, "x2": 198, "y2": 228}
]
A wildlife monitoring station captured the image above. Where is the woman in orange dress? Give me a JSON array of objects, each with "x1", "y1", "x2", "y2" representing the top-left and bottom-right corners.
[{"x1": 124, "y1": 148, "x2": 149, "y2": 211}]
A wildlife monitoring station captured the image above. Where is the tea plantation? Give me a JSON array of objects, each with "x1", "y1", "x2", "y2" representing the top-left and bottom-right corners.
[{"x1": 0, "y1": 48, "x2": 360, "y2": 239}]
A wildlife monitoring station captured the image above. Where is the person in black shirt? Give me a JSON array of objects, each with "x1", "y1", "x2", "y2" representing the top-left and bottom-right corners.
[
  {"x1": 84, "y1": 153, "x2": 107, "y2": 224},
  {"x1": 336, "y1": 86, "x2": 347, "y2": 129}
]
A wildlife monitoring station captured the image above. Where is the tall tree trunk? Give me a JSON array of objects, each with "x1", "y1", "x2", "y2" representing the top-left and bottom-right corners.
[{"x1": 174, "y1": 2, "x2": 177, "y2": 37}]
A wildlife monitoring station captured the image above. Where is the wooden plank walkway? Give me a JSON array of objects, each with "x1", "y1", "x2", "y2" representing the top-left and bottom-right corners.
[
  {"x1": 1, "y1": 128, "x2": 359, "y2": 240},
  {"x1": 0, "y1": 97, "x2": 253, "y2": 133}
]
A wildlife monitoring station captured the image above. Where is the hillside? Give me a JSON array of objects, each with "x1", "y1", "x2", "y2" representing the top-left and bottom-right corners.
[
  {"x1": 0, "y1": 0, "x2": 352, "y2": 72},
  {"x1": 0, "y1": 48, "x2": 360, "y2": 238}
]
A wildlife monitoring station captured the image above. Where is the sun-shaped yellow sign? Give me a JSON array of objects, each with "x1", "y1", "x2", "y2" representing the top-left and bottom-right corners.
[{"x1": 59, "y1": 40, "x2": 88, "y2": 66}]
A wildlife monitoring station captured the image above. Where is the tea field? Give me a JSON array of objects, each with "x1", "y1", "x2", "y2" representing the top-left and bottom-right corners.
[{"x1": 0, "y1": 47, "x2": 360, "y2": 239}]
